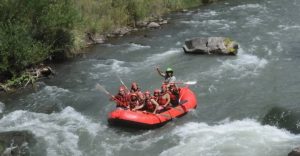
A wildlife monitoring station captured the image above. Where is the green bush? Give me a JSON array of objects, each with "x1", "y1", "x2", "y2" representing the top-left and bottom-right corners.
[
  {"x1": 0, "y1": 0, "x2": 216, "y2": 82},
  {"x1": 0, "y1": 0, "x2": 79, "y2": 78}
]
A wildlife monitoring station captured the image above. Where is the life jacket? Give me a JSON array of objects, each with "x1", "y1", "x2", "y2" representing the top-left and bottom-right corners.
[
  {"x1": 144, "y1": 98, "x2": 155, "y2": 112},
  {"x1": 170, "y1": 90, "x2": 179, "y2": 101},
  {"x1": 129, "y1": 100, "x2": 140, "y2": 109},
  {"x1": 158, "y1": 92, "x2": 170, "y2": 106},
  {"x1": 131, "y1": 90, "x2": 144, "y2": 104},
  {"x1": 169, "y1": 90, "x2": 179, "y2": 106},
  {"x1": 114, "y1": 94, "x2": 129, "y2": 108}
]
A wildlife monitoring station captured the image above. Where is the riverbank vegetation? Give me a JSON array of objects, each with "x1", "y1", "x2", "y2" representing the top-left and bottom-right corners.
[{"x1": 0, "y1": 0, "x2": 216, "y2": 90}]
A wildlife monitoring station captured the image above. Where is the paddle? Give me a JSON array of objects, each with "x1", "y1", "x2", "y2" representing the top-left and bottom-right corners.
[
  {"x1": 116, "y1": 74, "x2": 129, "y2": 91},
  {"x1": 95, "y1": 83, "x2": 112, "y2": 96},
  {"x1": 172, "y1": 81, "x2": 197, "y2": 85},
  {"x1": 95, "y1": 83, "x2": 122, "y2": 104}
]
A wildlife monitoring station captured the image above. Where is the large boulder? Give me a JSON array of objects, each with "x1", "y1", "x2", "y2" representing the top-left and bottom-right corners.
[
  {"x1": 147, "y1": 22, "x2": 160, "y2": 28},
  {"x1": 289, "y1": 147, "x2": 300, "y2": 156},
  {"x1": 0, "y1": 131, "x2": 36, "y2": 156},
  {"x1": 183, "y1": 37, "x2": 239, "y2": 55}
]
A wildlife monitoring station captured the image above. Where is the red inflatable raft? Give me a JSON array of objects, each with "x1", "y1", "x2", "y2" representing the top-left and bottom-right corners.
[{"x1": 108, "y1": 87, "x2": 197, "y2": 129}]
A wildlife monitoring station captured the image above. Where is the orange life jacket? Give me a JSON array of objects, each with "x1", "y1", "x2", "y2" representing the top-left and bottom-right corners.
[
  {"x1": 114, "y1": 94, "x2": 129, "y2": 108},
  {"x1": 158, "y1": 92, "x2": 170, "y2": 106},
  {"x1": 144, "y1": 98, "x2": 155, "y2": 112},
  {"x1": 129, "y1": 100, "x2": 140, "y2": 109}
]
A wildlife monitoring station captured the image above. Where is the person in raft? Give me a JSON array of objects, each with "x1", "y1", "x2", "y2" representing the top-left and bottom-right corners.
[
  {"x1": 153, "y1": 89, "x2": 160, "y2": 103},
  {"x1": 111, "y1": 85, "x2": 129, "y2": 109},
  {"x1": 169, "y1": 83, "x2": 180, "y2": 106},
  {"x1": 129, "y1": 93, "x2": 142, "y2": 110},
  {"x1": 143, "y1": 91, "x2": 159, "y2": 114},
  {"x1": 130, "y1": 82, "x2": 145, "y2": 103},
  {"x1": 157, "y1": 84, "x2": 171, "y2": 112},
  {"x1": 156, "y1": 67, "x2": 176, "y2": 84}
]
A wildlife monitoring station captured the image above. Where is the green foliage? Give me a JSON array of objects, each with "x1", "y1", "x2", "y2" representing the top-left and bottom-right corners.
[
  {"x1": 0, "y1": 0, "x2": 215, "y2": 82},
  {"x1": 74, "y1": 0, "x2": 203, "y2": 34},
  {"x1": 5, "y1": 72, "x2": 35, "y2": 88},
  {"x1": 0, "y1": 21, "x2": 49, "y2": 74},
  {"x1": 164, "y1": 0, "x2": 202, "y2": 10},
  {"x1": 224, "y1": 38, "x2": 237, "y2": 54},
  {"x1": 0, "y1": 0, "x2": 79, "y2": 78}
]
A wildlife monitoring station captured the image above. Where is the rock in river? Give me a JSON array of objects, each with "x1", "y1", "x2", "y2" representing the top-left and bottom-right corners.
[
  {"x1": 148, "y1": 22, "x2": 160, "y2": 28},
  {"x1": 289, "y1": 147, "x2": 300, "y2": 156},
  {"x1": 0, "y1": 131, "x2": 36, "y2": 156},
  {"x1": 183, "y1": 37, "x2": 239, "y2": 55}
]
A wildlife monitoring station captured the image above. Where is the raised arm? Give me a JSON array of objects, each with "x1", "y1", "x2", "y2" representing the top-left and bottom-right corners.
[
  {"x1": 133, "y1": 103, "x2": 144, "y2": 111},
  {"x1": 156, "y1": 67, "x2": 165, "y2": 77}
]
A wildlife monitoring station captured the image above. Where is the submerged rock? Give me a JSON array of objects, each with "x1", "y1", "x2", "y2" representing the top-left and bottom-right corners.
[
  {"x1": 289, "y1": 147, "x2": 300, "y2": 156},
  {"x1": 33, "y1": 102, "x2": 62, "y2": 114},
  {"x1": 0, "y1": 131, "x2": 36, "y2": 156},
  {"x1": 183, "y1": 37, "x2": 239, "y2": 55},
  {"x1": 262, "y1": 106, "x2": 300, "y2": 134}
]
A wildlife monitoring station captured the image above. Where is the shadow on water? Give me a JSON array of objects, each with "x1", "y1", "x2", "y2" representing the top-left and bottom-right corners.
[{"x1": 262, "y1": 106, "x2": 300, "y2": 134}]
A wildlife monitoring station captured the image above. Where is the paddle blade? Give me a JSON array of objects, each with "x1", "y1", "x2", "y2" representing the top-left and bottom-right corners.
[
  {"x1": 95, "y1": 83, "x2": 110, "y2": 95},
  {"x1": 185, "y1": 81, "x2": 197, "y2": 85}
]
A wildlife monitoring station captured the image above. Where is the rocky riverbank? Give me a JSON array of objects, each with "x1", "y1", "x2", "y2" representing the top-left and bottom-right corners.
[{"x1": 85, "y1": 17, "x2": 169, "y2": 45}]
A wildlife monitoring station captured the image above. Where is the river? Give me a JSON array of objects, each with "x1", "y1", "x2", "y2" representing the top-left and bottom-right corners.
[{"x1": 1, "y1": 0, "x2": 300, "y2": 155}]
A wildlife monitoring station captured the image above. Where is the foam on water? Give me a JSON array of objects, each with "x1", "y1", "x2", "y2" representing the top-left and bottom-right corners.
[
  {"x1": 160, "y1": 119, "x2": 300, "y2": 156},
  {"x1": 121, "y1": 43, "x2": 151, "y2": 53},
  {"x1": 195, "y1": 10, "x2": 219, "y2": 18},
  {"x1": 144, "y1": 49, "x2": 181, "y2": 65},
  {"x1": 181, "y1": 19, "x2": 236, "y2": 26},
  {"x1": 202, "y1": 49, "x2": 268, "y2": 80},
  {"x1": 23, "y1": 86, "x2": 70, "y2": 111},
  {"x1": 181, "y1": 19, "x2": 236, "y2": 30},
  {"x1": 102, "y1": 43, "x2": 151, "y2": 53},
  {"x1": 0, "y1": 106, "x2": 102, "y2": 156},
  {"x1": 92, "y1": 59, "x2": 131, "y2": 74},
  {"x1": 278, "y1": 25, "x2": 300, "y2": 31},
  {"x1": 97, "y1": 130, "x2": 166, "y2": 156},
  {"x1": 230, "y1": 4, "x2": 266, "y2": 11},
  {"x1": 110, "y1": 59, "x2": 131, "y2": 73},
  {"x1": 244, "y1": 16, "x2": 263, "y2": 27}
]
